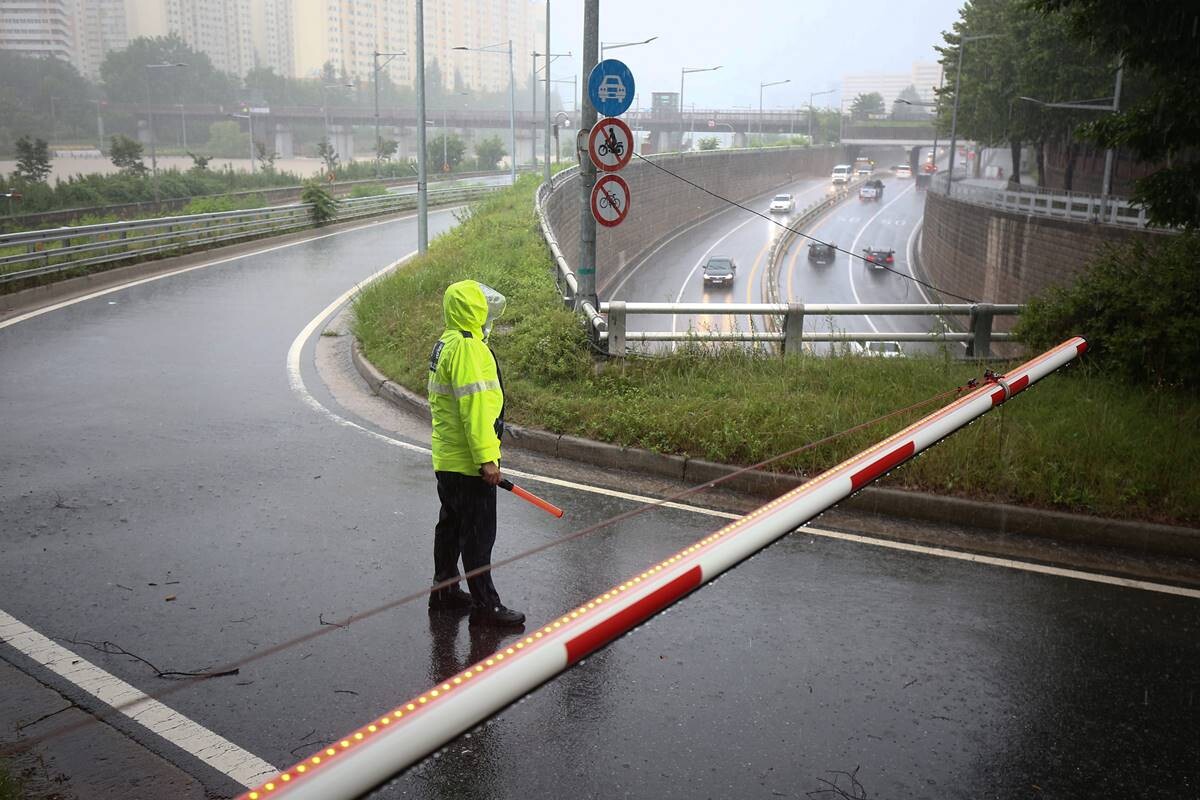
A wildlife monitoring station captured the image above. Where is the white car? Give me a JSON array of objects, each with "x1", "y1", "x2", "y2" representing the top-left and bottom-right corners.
[
  {"x1": 895, "y1": 164, "x2": 913, "y2": 178},
  {"x1": 597, "y1": 75, "x2": 627, "y2": 102},
  {"x1": 769, "y1": 193, "x2": 794, "y2": 213},
  {"x1": 831, "y1": 165, "x2": 852, "y2": 184},
  {"x1": 864, "y1": 341, "x2": 905, "y2": 358}
]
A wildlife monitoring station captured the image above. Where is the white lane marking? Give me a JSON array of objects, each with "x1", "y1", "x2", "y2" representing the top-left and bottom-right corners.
[
  {"x1": 291, "y1": 278, "x2": 1200, "y2": 602},
  {"x1": 0, "y1": 608, "x2": 278, "y2": 787},
  {"x1": 670, "y1": 214, "x2": 760, "y2": 342},
  {"x1": 0, "y1": 208, "x2": 457, "y2": 331},
  {"x1": 801, "y1": 529, "x2": 1200, "y2": 600},
  {"x1": 904, "y1": 217, "x2": 934, "y2": 304},
  {"x1": 846, "y1": 182, "x2": 917, "y2": 334}
]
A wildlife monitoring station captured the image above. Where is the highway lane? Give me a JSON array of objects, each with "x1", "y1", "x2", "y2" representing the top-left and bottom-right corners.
[
  {"x1": 2, "y1": 196, "x2": 1199, "y2": 799},
  {"x1": 607, "y1": 177, "x2": 834, "y2": 349},
  {"x1": 777, "y1": 172, "x2": 952, "y2": 356}
]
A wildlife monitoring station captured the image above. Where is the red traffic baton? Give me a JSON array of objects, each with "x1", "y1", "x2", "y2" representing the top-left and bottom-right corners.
[{"x1": 498, "y1": 479, "x2": 564, "y2": 518}]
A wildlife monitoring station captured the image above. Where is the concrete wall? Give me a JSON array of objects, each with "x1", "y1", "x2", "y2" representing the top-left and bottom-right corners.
[
  {"x1": 544, "y1": 146, "x2": 845, "y2": 294},
  {"x1": 919, "y1": 190, "x2": 1170, "y2": 309}
]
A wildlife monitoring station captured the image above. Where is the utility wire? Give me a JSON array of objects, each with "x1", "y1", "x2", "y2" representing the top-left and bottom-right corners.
[{"x1": 3, "y1": 376, "x2": 982, "y2": 756}]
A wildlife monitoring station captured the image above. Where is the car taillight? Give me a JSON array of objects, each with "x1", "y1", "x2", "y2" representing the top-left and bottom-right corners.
[{"x1": 886, "y1": 255, "x2": 894, "y2": 264}]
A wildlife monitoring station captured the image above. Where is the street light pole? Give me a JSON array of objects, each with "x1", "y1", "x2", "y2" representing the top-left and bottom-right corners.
[
  {"x1": 946, "y1": 33, "x2": 998, "y2": 195},
  {"x1": 533, "y1": 48, "x2": 571, "y2": 178},
  {"x1": 680, "y1": 65, "x2": 721, "y2": 152},
  {"x1": 144, "y1": 62, "x2": 187, "y2": 206},
  {"x1": 231, "y1": 111, "x2": 256, "y2": 173},
  {"x1": 807, "y1": 88, "x2": 834, "y2": 144},
  {"x1": 373, "y1": 50, "x2": 406, "y2": 177},
  {"x1": 758, "y1": 79, "x2": 789, "y2": 143},
  {"x1": 177, "y1": 104, "x2": 187, "y2": 150},
  {"x1": 600, "y1": 36, "x2": 657, "y2": 59},
  {"x1": 543, "y1": 2, "x2": 551, "y2": 184},
  {"x1": 416, "y1": 0, "x2": 428, "y2": 252},
  {"x1": 452, "y1": 40, "x2": 517, "y2": 185}
]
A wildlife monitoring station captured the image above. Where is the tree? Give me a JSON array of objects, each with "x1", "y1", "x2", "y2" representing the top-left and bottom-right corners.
[
  {"x1": 935, "y1": 0, "x2": 1111, "y2": 185},
  {"x1": 204, "y1": 120, "x2": 248, "y2": 158},
  {"x1": 376, "y1": 137, "x2": 398, "y2": 162},
  {"x1": 187, "y1": 151, "x2": 211, "y2": 171},
  {"x1": 698, "y1": 136, "x2": 720, "y2": 151},
  {"x1": 254, "y1": 140, "x2": 278, "y2": 172},
  {"x1": 850, "y1": 92, "x2": 885, "y2": 120},
  {"x1": 316, "y1": 138, "x2": 339, "y2": 173},
  {"x1": 100, "y1": 34, "x2": 235, "y2": 105},
  {"x1": 1032, "y1": 0, "x2": 1200, "y2": 227},
  {"x1": 473, "y1": 135, "x2": 506, "y2": 170},
  {"x1": 427, "y1": 133, "x2": 466, "y2": 171},
  {"x1": 13, "y1": 136, "x2": 51, "y2": 182},
  {"x1": 0, "y1": 51, "x2": 94, "y2": 157},
  {"x1": 109, "y1": 135, "x2": 147, "y2": 175}
]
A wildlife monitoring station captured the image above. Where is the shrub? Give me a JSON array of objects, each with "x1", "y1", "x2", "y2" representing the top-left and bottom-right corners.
[
  {"x1": 1016, "y1": 231, "x2": 1199, "y2": 390},
  {"x1": 301, "y1": 180, "x2": 337, "y2": 224},
  {"x1": 349, "y1": 183, "x2": 388, "y2": 198}
]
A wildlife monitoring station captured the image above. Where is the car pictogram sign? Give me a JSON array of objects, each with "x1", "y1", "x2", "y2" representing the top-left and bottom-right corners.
[
  {"x1": 588, "y1": 117, "x2": 634, "y2": 172},
  {"x1": 590, "y1": 174, "x2": 631, "y2": 227},
  {"x1": 587, "y1": 59, "x2": 635, "y2": 117}
]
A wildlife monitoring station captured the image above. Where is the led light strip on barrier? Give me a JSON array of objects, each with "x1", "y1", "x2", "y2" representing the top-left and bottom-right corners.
[{"x1": 240, "y1": 337, "x2": 1088, "y2": 800}]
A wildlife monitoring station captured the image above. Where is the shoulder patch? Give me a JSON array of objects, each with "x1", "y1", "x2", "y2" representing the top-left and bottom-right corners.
[{"x1": 429, "y1": 340, "x2": 445, "y2": 373}]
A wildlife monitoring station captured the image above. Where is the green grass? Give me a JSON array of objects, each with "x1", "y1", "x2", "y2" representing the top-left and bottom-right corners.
[
  {"x1": 0, "y1": 762, "x2": 22, "y2": 800},
  {"x1": 353, "y1": 175, "x2": 1200, "y2": 525}
]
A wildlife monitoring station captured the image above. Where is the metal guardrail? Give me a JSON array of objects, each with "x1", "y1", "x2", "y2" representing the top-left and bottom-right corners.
[
  {"x1": 0, "y1": 186, "x2": 496, "y2": 284},
  {"x1": 931, "y1": 174, "x2": 1151, "y2": 228},
  {"x1": 601, "y1": 301, "x2": 1022, "y2": 358},
  {"x1": 533, "y1": 165, "x2": 606, "y2": 332}
]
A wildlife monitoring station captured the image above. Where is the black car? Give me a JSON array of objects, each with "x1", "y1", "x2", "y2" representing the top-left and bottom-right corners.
[
  {"x1": 808, "y1": 242, "x2": 837, "y2": 265},
  {"x1": 702, "y1": 256, "x2": 737, "y2": 287},
  {"x1": 862, "y1": 247, "x2": 895, "y2": 269}
]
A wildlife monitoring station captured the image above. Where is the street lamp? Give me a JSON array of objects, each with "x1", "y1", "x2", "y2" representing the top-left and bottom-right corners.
[
  {"x1": 441, "y1": 91, "x2": 470, "y2": 172},
  {"x1": 176, "y1": 104, "x2": 187, "y2": 150},
  {"x1": 532, "y1": 50, "x2": 571, "y2": 173},
  {"x1": 680, "y1": 65, "x2": 721, "y2": 152},
  {"x1": 946, "y1": 33, "x2": 998, "y2": 194},
  {"x1": 229, "y1": 111, "x2": 256, "y2": 174},
  {"x1": 321, "y1": 82, "x2": 355, "y2": 156},
  {"x1": 897, "y1": 97, "x2": 938, "y2": 169},
  {"x1": 372, "y1": 50, "x2": 406, "y2": 177},
  {"x1": 807, "y1": 88, "x2": 835, "y2": 143},
  {"x1": 144, "y1": 62, "x2": 187, "y2": 206},
  {"x1": 758, "y1": 79, "x2": 790, "y2": 143},
  {"x1": 454, "y1": 41, "x2": 516, "y2": 185},
  {"x1": 1019, "y1": 58, "x2": 1123, "y2": 204},
  {"x1": 600, "y1": 36, "x2": 657, "y2": 59}
]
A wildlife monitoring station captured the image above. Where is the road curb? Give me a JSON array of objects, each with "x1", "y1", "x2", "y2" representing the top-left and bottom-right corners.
[{"x1": 351, "y1": 339, "x2": 1200, "y2": 560}]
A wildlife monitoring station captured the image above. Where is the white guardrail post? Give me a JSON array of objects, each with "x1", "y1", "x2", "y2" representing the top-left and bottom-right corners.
[
  {"x1": 606, "y1": 300, "x2": 626, "y2": 356},
  {"x1": 782, "y1": 302, "x2": 804, "y2": 356},
  {"x1": 967, "y1": 302, "x2": 995, "y2": 358}
]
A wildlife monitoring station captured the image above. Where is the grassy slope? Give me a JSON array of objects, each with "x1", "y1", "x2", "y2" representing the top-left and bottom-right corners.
[{"x1": 354, "y1": 175, "x2": 1199, "y2": 525}]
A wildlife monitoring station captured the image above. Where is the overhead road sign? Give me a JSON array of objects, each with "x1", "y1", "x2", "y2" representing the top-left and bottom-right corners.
[
  {"x1": 587, "y1": 59, "x2": 635, "y2": 117},
  {"x1": 590, "y1": 174, "x2": 631, "y2": 228},
  {"x1": 588, "y1": 117, "x2": 634, "y2": 172}
]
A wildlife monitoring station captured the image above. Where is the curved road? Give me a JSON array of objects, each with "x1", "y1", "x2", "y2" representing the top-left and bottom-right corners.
[{"x1": 1, "y1": 201, "x2": 1197, "y2": 799}]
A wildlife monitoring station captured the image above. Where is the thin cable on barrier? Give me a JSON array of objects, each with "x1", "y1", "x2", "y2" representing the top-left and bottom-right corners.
[
  {"x1": 626, "y1": 151, "x2": 980, "y2": 304},
  {"x1": 2, "y1": 377, "x2": 980, "y2": 757}
]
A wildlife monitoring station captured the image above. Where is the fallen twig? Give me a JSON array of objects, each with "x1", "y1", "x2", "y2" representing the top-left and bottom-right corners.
[{"x1": 60, "y1": 637, "x2": 238, "y2": 680}]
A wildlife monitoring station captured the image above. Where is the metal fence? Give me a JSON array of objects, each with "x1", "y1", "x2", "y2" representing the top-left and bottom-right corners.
[
  {"x1": 0, "y1": 186, "x2": 496, "y2": 285},
  {"x1": 601, "y1": 301, "x2": 1022, "y2": 358},
  {"x1": 932, "y1": 175, "x2": 1151, "y2": 228}
]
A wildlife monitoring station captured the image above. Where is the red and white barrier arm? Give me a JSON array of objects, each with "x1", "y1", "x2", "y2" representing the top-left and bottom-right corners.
[{"x1": 239, "y1": 337, "x2": 1087, "y2": 800}]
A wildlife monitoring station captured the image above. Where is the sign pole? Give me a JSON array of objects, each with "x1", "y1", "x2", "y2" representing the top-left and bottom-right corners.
[
  {"x1": 576, "y1": 0, "x2": 599, "y2": 312},
  {"x1": 415, "y1": 0, "x2": 428, "y2": 253}
]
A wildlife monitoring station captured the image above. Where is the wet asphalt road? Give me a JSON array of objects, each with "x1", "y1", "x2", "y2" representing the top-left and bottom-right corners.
[{"x1": 1, "y1": 202, "x2": 1199, "y2": 798}]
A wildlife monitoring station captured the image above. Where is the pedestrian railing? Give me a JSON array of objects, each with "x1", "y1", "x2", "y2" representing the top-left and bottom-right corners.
[
  {"x1": 601, "y1": 301, "x2": 1022, "y2": 358},
  {"x1": 0, "y1": 186, "x2": 497, "y2": 285},
  {"x1": 931, "y1": 174, "x2": 1151, "y2": 228}
]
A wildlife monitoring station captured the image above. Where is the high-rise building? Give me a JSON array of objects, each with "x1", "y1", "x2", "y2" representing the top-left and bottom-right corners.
[
  {"x1": 292, "y1": 0, "x2": 543, "y2": 93},
  {"x1": 842, "y1": 61, "x2": 944, "y2": 112},
  {"x1": 249, "y1": 0, "x2": 292, "y2": 76},
  {"x1": 74, "y1": 0, "x2": 129, "y2": 78},
  {"x1": 166, "y1": 0, "x2": 253, "y2": 76},
  {"x1": 0, "y1": 0, "x2": 75, "y2": 63}
]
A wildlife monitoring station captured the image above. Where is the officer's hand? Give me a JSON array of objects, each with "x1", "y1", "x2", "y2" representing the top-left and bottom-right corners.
[{"x1": 480, "y1": 462, "x2": 501, "y2": 487}]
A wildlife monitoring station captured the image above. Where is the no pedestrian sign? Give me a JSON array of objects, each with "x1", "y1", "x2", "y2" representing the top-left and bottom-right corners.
[
  {"x1": 590, "y1": 174, "x2": 630, "y2": 228},
  {"x1": 587, "y1": 117, "x2": 634, "y2": 172}
]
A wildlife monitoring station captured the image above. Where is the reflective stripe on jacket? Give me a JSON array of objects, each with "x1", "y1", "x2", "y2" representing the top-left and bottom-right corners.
[{"x1": 428, "y1": 280, "x2": 504, "y2": 475}]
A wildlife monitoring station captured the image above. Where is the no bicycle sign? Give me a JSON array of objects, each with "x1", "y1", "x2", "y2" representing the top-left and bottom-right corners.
[{"x1": 590, "y1": 174, "x2": 631, "y2": 227}]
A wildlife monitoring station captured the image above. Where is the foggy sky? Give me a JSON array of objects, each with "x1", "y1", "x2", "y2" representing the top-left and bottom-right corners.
[{"x1": 546, "y1": 0, "x2": 964, "y2": 109}]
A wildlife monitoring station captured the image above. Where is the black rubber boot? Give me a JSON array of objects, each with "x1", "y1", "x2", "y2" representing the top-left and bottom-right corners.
[
  {"x1": 469, "y1": 604, "x2": 526, "y2": 628},
  {"x1": 429, "y1": 585, "x2": 475, "y2": 611}
]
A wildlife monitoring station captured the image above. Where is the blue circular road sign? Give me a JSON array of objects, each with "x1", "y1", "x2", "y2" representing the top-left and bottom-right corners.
[{"x1": 587, "y1": 59, "x2": 635, "y2": 117}]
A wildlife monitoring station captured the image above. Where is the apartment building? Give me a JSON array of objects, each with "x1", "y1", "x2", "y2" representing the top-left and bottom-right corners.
[
  {"x1": 0, "y1": 0, "x2": 74, "y2": 62},
  {"x1": 73, "y1": 0, "x2": 128, "y2": 77},
  {"x1": 165, "y1": 0, "x2": 253, "y2": 75},
  {"x1": 842, "y1": 61, "x2": 944, "y2": 111}
]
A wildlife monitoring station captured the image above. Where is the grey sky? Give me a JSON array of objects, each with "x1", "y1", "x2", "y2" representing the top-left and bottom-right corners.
[{"x1": 547, "y1": 0, "x2": 964, "y2": 109}]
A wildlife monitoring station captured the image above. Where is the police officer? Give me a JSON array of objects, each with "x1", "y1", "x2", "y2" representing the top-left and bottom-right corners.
[{"x1": 426, "y1": 280, "x2": 525, "y2": 628}]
